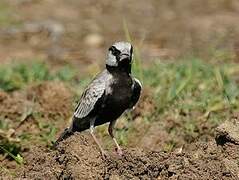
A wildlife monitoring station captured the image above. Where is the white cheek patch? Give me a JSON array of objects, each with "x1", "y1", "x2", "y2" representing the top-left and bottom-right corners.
[{"x1": 106, "y1": 52, "x2": 118, "y2": 67}]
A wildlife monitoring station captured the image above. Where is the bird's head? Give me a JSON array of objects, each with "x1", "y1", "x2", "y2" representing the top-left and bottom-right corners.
[{"x1": 106, "y1": 41, "x2": 133, "y2": 73}]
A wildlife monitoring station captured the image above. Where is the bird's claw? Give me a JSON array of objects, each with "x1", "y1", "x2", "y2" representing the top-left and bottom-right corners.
[
  {"x1": 101, "y1": 150, "x2": 108, "y2": 159},
  {"x1": 115, "y1": 147, "x2": 123, "y2": 156}
]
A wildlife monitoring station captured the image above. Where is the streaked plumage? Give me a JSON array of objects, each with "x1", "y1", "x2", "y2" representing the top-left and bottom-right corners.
[
  {"x1": 74, "y1": 71, "x2": 109, "y2": 119},
  {"x1": 54, "y1": 41, "x2": 142, "y2": 156}
]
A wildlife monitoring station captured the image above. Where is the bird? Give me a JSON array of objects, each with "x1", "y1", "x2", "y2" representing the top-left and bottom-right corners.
[{"x1": 54, "y1": 41, "x2": 142, "y2": 157}]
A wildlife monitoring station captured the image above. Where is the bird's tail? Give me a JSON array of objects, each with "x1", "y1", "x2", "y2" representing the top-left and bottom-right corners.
[{"x1": 53, "y1": 127, "x2": 74, "y2": 148}]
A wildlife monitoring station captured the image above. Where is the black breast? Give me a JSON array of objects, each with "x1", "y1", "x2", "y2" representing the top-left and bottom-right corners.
[{"x1": 95, "y1": 73, "x2": 133, "y2": 126}]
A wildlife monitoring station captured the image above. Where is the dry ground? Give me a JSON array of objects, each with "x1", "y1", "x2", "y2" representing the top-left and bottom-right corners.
[{"x1": 1, "y1": 0, "x2": 239, "y2": 179}]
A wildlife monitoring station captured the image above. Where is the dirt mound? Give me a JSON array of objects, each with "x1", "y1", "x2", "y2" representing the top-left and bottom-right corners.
[
  {"x1": 20, "y1": 133, "x2": 105, "y2": 179},
  {"x1": 132, "y1": 88, "x2": 157, "y2": 119},
  {"x1": 0, "y1": 90, "x2": 28, "y2": 122},
  {"x1": 19, "y1": 132, "x2": 239, "y2": 180},
  {"x1": 0, "y1": 81, "x2": 73, "y2": 126},
  {"x1": 0, "y1": 82, "x2": 73, "y2": 157},
  {"x1": 26, "y1": 81, "x2": 73, "y2": 118},
  {"x1": 216, "y1": 117, "x2": 239, "y2": 145},
  {"x1": 2, "y1": 82, "x2": 239, "y2": 179}
]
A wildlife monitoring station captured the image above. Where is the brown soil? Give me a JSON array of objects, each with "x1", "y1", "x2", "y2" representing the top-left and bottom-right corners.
[
  {"x1": 19, "y1": 132, "x2": 239, "y2": 180},
  {"x1": 131, "y1": 88, "x2": 157, "y2": 119},
  {"x1": 1, "y1": 1, "x2": 239, "y2": 179},
  {"x1": 26, "y1": 81, "x2": 73, "y2": 119},
  {"x1": 0, "y1": 82, "x2": 73, "y2": 134},
  {"x1": 0, "y1": 81, "x2": 72, "y2": 122},
  {"x1": 1, "y1": 75, "x2": 239, "y2": 180},
  {"x1": 2, "y1": 83, "x2": 239, "y2": 179},
  {"x1": 1, "y1": 0, "x2": 239, "y2": 65},
  {"x1": 0, "y1": 82, "x2": 74, "y2": 178}
]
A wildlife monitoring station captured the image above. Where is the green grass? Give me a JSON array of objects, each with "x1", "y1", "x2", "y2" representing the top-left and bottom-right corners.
[
  {"x1": 158, "y1": 59, "x2": 237, "y2": 141},
  {"x1": 143, "y1": 58, "x2": 239, "y2": 113},
  {"x1": 0, "y1": 61, "x2": 79, "y2": 92},
  {"x1": 109, "y1": 58, "x2": 239, "y2": 149},
  {"x1": 0, "y1": 145, "x2": 23, "y2": 165},
  {"x1": 0, "y1": 61, "x2": 80, "y2": 164},
  {"x1": 1, "y1": 56, "x2": 239, "y2": 164}
]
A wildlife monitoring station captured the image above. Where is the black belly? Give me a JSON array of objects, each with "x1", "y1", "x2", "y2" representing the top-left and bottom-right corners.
[
  {"x1": 72, "y1": 77, "x2": 133, "y2": 132},
  {"x1": 95, "y1": 85, "x2": 132, "y2": 126}
]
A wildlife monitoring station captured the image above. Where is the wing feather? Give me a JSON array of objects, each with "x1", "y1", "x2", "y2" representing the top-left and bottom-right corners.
[{"x1": 74, "y1": 71, "x2": 108, "y2": 118}]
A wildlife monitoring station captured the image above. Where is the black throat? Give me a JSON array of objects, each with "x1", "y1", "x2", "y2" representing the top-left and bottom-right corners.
[{"x1": 106, "y1": 61, "x2": 132, "y2": 75}]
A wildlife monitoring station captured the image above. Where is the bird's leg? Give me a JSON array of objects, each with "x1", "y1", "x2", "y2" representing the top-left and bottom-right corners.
[
  {"x1": 108, "y1": 120, "x2": 123, "y2": 156},
  {"x1": 90, "y1": 119, "x2": 106, "y2": 157}
]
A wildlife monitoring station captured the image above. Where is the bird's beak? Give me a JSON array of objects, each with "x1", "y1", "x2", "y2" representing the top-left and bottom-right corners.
[{"x1": 119, "y1": 53, "x2": 130, "y2": 62}]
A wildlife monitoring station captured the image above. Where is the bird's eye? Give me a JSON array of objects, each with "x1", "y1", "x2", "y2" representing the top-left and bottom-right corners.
[{"x1": 109, "y1": 46, "x2": 120, "y2": 56}]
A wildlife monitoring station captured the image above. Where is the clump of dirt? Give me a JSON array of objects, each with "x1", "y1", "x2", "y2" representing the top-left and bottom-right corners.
[
  {"x1": 26, "y1": 81, "x2": 73, "y2": 118},
  {"x1": 0, "y1": 82, "x2": 76, "y2": 178},
  {"x1": 0, "y1": 81, "x2": 73, "y2": 128},
  {"x1": 216, "y1": 116, "x2": 239, "y2": 145},
  {"x1": 20, "y1": 132, "x2": 105, "y2": 179},
  {"x1": 19, "y1": 131, "x2": 239, "y2": 180},
  {"x1": 20, "y1": 133, "x2": 103, "y2": 179},
  {"x1": 132, "y1": 88, "x2": 157, "y2": 119},
  {"x1": 138, "y1": 121, "x2": 177, "y2": 151},
  {"x1": 0, "y1": 90, "x2": 28, "y2": 122},
  {"x1": 137, "y1": 113, "x2": 217, "y2": 152},
  {"x1": 0, "y1": 81, "x2": 72, "y2": 134}
]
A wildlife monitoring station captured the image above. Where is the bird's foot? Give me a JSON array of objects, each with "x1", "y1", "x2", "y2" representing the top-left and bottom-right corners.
[
  {"x1": 101, "y1": 150, "x2": 108, "y2": 159},
  {"x1": 115, "y1": 147, "x2": 123, "y2": 156}
]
